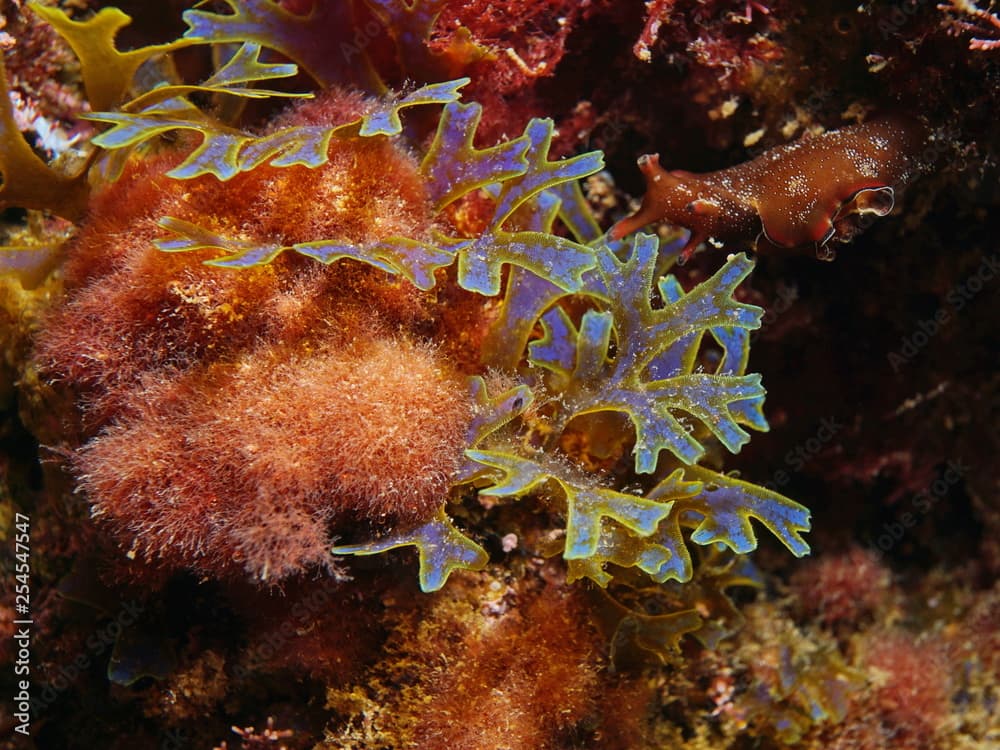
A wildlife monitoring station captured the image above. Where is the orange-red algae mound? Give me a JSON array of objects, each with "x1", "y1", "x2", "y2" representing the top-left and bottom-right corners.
[
  {"x1": 33, "y1": 89, "x2": 474, "y2": 582},
  {"x1": 75, "y1": 337, "x2": 470, "y2": 582},
  {"x1": 408, "y1": 584, "x2": 605, "y2": 750}
]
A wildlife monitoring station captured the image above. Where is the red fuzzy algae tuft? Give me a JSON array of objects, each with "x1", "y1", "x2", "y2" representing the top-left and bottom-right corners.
[
  {"x1": 74, "y1": 337, "x2": 470, "y2": 581},
  {"x1": 33, "y1": 89, "x2": 473, "y2": 582},
  {"x1": 323, "y1": 575, "x2": 652, "y2": 750},
  {"x1": 864, "y1": 631, "x2": 952, "y2": 743},
  {"x1": 790, "y1": 545, "x2": 893, "y2": 627}
]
